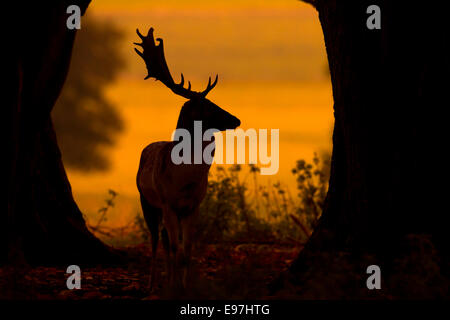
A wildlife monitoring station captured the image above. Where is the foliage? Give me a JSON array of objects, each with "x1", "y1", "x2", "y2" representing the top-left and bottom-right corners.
[
  {"x1": 196, "y1": 152, "x2": 330, "y2": 244},
  {"x1": 86, "y1": 189, "x2": 118, "y2": 237},
  {"x1": 197, "y1": 164, "x2": 274, "y2": 243},
  {"x1": 85, "y1": 190, "x2": 147, "y2": 246},
  {"x1": 90, "y1": 153, "x2": 330, "y2": 247},
  {"x1": 52, "y1": 15, "x2": 125, "y2": 171},
  {"x1": 291, "y1": 152, "x2": 330, "y2": 232}
]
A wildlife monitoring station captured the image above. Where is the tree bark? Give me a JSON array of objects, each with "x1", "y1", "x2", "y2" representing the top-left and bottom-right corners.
[
  {"x1": 283, "y1": 0, "x2": 449, "y2": 298},
  {"x1": 4, "y1": 2, "x2": 119, "y2": 265}
]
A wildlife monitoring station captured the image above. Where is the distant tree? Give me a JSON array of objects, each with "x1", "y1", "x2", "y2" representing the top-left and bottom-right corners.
[{"x1": 52, "y1": 15, "x2": 125, "y2": 171}]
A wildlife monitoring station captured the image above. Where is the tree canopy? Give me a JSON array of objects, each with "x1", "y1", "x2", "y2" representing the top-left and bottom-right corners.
[{"x1": 52, "y1": 15, "x2": 125, "y2": 172}]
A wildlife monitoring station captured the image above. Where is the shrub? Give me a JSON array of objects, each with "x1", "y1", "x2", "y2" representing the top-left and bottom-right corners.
[{"x1": 92, "y1": 152, "x2": 331, "y2": 247}]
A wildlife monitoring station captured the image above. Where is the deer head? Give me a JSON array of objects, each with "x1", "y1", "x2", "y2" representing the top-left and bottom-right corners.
[{"x1": 134, "y1": 28, "x2": 240, "y2": 134}]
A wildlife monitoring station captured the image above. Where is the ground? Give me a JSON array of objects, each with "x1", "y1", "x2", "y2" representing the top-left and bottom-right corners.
[{"x1": 0, "y1": 243, "x2": 301, "y2": 300}]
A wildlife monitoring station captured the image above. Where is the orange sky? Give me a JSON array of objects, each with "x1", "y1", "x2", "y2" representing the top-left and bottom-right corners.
[{"x1": 67, "y1": 0, "x2": 333, "y2": 228}]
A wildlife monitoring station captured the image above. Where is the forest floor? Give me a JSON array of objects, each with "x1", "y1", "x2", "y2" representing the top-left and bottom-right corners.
[{"x1": 0, "y1": 242, "x2": 301, "y2": 300}]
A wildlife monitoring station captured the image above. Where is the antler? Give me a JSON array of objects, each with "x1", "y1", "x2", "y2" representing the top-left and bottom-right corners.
[{"x1": 134, "y1": 27, "x2": 218, "y2": 99}]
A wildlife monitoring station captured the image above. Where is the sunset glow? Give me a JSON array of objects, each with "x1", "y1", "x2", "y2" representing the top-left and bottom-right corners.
[{"x1": 66, "y1": 0, "x2": 333, "y2": 228}]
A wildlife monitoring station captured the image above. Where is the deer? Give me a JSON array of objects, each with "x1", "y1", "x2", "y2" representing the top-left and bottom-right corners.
[{"x1": 134, "y1": 27, "x2": 240, "y2": 291}]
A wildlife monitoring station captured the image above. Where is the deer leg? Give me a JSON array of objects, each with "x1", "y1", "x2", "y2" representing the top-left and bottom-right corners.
[
  {"x1": 162, "y1": 207, "x2": 181, "y2": 289},
  {"x1": 139, "y1": 194, "x2": 161, "y2": 291},
  {"x1": 149, "y1": 223, "x2": 160, "y2": 291},
  {"x1": 161, "y1": 227, "x2": 171, "y2": 283},
  {"x1": 180, "y1": 208, "x2": 199, "y2": 289}
]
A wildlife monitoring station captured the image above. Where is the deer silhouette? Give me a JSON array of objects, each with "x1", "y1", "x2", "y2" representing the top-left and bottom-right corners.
[{"x1": 135, "y1": 27, "x2": 240, "y2": 291}]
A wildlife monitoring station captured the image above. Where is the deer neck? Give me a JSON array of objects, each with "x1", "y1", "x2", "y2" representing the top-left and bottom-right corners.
[{"x1": 174, "y1": 118, "x2": 216, "y2": 168}]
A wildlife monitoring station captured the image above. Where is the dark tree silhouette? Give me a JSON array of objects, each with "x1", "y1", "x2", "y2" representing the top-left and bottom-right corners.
[
  {"x1": 53, "y1": 16, "x2": 124, "y2": 172},
  {"x1": 279, "y1": 0, "x2": 449, "y2": 297},
  {"x1": 4, "y1": 2, "x2": 119, "y2": 265}
]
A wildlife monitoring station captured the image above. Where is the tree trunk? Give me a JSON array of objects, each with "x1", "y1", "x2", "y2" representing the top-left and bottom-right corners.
[
  {"x1": 4, "y1": 2, "x2": 119, "y2": 266},
  {"x1": 283, "y1": 0, "x2": 449, "y2": 298}
]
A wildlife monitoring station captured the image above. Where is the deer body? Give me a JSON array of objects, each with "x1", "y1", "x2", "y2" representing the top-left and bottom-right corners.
[
  {"x1": 137, "y1": 140, "x2": 209, "y2": 290},
  {"x1": 138, "y1": 141, "x2": 209, "y2": 211},
  {"x1": 134, "y1": 28, "x2": 240, "y2": 291}
]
